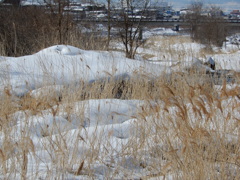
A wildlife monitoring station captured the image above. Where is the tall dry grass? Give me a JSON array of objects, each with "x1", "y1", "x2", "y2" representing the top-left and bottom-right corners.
[
  {"x1": 0, "y1": 17, "x2": 240, "y2": 177},
  {"x1": 142, "y1": 35, "x2": 207, "y2": 61},
  {"x1": 0, "y1": 65, "x2": 239, "y2": 179}
]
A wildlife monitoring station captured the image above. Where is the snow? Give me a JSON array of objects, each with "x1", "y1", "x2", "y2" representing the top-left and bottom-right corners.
[
  {"x1": 0, "y1": 28, "x2": 240, "y2": 179},
  {"x1": 143, "y1": 27, "x2": 178, "y2": 38},
  {"x1": 0, "y1": 45, "x2": 163, "y2": 178},
  {"x1": 0, "y1": 45, "x2": 166, "y2": 97},
  {"x1": 20, "y1": 0, "x2": 46, "y2": 6},
  {"x1": 227, "y1": 33, "x2": 240, "y2": 45},
  {"x1": 1, "y1": 99, "x2": 144, "y2": 179}
]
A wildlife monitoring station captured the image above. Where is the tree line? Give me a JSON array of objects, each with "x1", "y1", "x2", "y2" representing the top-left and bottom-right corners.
[{"x1": 0, "y1": 0, "x2": 228, "y2": 57}]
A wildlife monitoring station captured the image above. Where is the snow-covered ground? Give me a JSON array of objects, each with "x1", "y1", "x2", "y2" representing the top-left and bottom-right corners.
[
  {"x1": 0, "y1": 45, "x2": 167, "y2": 97},
  {"x1": 0, "y1": 28, "x2": 240, "y2": 179}
]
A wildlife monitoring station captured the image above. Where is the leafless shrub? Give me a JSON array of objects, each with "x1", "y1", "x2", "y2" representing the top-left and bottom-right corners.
[
  {"x1": 0, "y1": 5, "x2": 107, "y2": 56},
  {"x1": 185, "y1": 3, "x2": 227, "y2": 47}
]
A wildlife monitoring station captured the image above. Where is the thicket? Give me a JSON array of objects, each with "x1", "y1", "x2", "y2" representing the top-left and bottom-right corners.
[
  {"x1": 188, "y1": 16, "x2": 227, "y2": 47},
  {"x1": 0, "y1": 5, "x2": 107, "y2": 56},
  {"x1": 185, "y1": 2, "x2": 227, "y2": 47},
  {"x1": 0, "y1": 6, "x2": 55, "y2": 56}
]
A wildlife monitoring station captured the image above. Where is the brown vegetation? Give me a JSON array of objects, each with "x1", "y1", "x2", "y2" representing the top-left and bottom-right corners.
[
  {"x1": 185, "y1": 2, "x2": 227, "y2": 47},
  {"x1": 0, "y1": 60, "x2": 240, "y2": 178},
  {"x1": 0, "y1": 3, "x2": 240, "y2": 178},
  {"x1": 0, "y1": 6, "x2": 108, "y2": 56}
]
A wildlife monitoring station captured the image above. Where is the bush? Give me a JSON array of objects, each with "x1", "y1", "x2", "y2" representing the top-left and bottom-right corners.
[
  {"x1": 191, "y1": 16, "x2": 227, "y2": 47},
  {"x1": 0, "y1": 6, "x2": 108, "y2": 56},
  {"x1": 185, "y1": 3, "x2": 227, "y2": 47},
  {"x1": 0, "y1": 6, "x2": 58, "y2": 56}
]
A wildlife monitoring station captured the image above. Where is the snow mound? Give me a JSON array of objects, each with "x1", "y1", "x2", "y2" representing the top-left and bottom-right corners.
[
  {"x1": 38, "y1": 45, "x2": 84, "y2": 55},
  {"x1": 0, "y1": 45, "x2": 167, "y2": 96}
]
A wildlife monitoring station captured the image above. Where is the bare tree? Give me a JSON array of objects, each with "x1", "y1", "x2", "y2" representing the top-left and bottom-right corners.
[
  {"x1": 185, "y1": 1, "x2": 227, "y2": 47},
  {"x1": 202, "y1": 5, "x2": 226, "y2": 47},
  {"x1": 107, "y1": 0, "x2": 111, "y2": 48},
  {"x1": 117, "y1": 0, "x2": 149, "y2": 59},
  {"x1": 0, "y1": 2, "x2": 82, "y2": 56},
  {"x1": 185, "y1": 1, "x2": 204, "y2": 39},
  {"x1": 208, "y1": 5, "x2": 224, "y2": 17},
  {"x1": 44, "y1": 0, "x2": 73, "y2": 44},
  {"x1": 0, "y1": 6, "x2": 55, "y2": 56}
]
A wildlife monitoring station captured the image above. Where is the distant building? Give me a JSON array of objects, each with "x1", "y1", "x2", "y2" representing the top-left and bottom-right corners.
[
  {"x1": 230, "y1": 10, "x2": 240, "y2": 15},
  {"x1": 230, "y1": 10, "x2": 240, "y2": 19},
  {"x1": 149, "y1": 1, "x2": 172, "y2": 12},
  {"x1": 81, "y1": 3, "x2": 105, "y2": 11},
  {"x1": 2, "y1": 0, "x2": 20, "y2": 5}
]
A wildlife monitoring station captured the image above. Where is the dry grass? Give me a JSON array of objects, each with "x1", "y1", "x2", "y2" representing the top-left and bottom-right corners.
[
  {"x1": 142, "y1": 35, "x2": 206, "y2": 61},
  {"x1": 141, "y1": 34, "x2": 240, "y2": 63},
  {"x1": 0, "y1": 30, "x2": 240, "y2": 178},
  {"x1": 0, "y1": 68, "x2": 239, "y2": 179}
]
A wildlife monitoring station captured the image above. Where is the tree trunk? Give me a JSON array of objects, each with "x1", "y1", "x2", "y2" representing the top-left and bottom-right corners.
[{"x1": 107, "y1": 0, "x2": 111, "y2": 49}]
